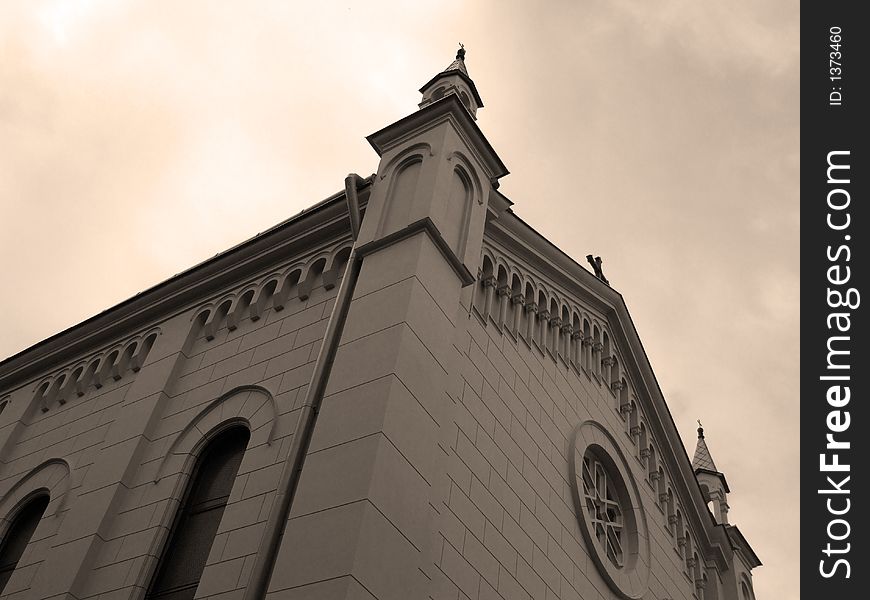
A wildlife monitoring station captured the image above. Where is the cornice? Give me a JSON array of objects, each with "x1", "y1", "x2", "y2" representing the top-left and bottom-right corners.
[
  {"x1": 485, "y1": 212, "x2": 615, "y2": 316},
  {"x1": 366, "y1": 94, "x2": 509, "y2": 181},
  {"x1": 357, "y1": 217, "x2": 475, "y2": 286},
  {"x1": 726, "y1": 524, "x2": 763, "y2": 569},
  {"x1": 0, "y1": 181, "x2": 373, "y2": 391},
  {"x1": 695, "y1": 467, "x2": 731, "y2": 494},
  {"x1": 418, "y1": 69, "x2": 484, "y2": 108}
]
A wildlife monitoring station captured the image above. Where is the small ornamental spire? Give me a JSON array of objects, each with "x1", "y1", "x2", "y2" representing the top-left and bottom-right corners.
[
  {"x1": 691, "y1": 420, "x2": 731, "y2": 524},
  {"x1": 443, "y1": 44, "x2": 469, "y2": 77},
  {"x1": 692, "y1": 421, "x2": 718, "y2": 472},
  {"x1": 418, "y1": 44, "x2": 483, "y2": 118}
]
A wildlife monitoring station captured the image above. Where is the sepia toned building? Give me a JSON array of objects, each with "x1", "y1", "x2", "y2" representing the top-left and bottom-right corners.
[{"x1": 0, "y1": 49, "x2": 760, "y2": 600}]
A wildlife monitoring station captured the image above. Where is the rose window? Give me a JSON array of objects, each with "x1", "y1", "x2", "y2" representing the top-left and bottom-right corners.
[{"x1": 582, "y1": 451, "x2": 624, "y2": 567}]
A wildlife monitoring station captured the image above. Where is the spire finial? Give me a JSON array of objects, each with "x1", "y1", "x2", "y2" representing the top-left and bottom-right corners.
[
  {"x1": 417, "y1": 44, "x2": 482, "y2": 118},
  {"x1": 697, "y1": 420, "x2": 704, "y2": 438}
]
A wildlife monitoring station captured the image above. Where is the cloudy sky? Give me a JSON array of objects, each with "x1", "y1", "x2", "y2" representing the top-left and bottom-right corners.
[{"x1": 0, "y1": 1, "x2": 798, "y2": 597}]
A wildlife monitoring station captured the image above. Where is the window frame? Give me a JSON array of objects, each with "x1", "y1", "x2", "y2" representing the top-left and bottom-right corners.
[
  {"x1": 144, "y1": 425, "x2": 250, "y2": 600},
  {"x1": 0, "y1": 493, "x2": 50, "y2": 594}
]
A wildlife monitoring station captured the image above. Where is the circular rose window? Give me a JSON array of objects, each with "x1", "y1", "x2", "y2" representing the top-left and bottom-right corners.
[
  {"x1": 571, "y1": 420, "x2": 650, "y2": 599},
  {"x1": 581, "y1": 449, "x2": 625, "y2": 567}
]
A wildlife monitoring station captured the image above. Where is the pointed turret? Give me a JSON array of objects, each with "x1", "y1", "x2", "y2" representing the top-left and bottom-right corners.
[
  {"x1": 358, "y1": 42, "x2": 507, "y2": 290},
  {"x1": 692, "y1": 422, "x2": 731, "y2": 524},
  {"x1": 418, "y1": 45, "x2": 484, "y2": 119},
  {"x1": 692, "y1": 422, "x2": 718, "y2": 472}
]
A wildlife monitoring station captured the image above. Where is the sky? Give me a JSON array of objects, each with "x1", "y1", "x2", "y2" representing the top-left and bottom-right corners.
[{"x1": 0, "y1": 1, "x2": 798, "y2": 598}]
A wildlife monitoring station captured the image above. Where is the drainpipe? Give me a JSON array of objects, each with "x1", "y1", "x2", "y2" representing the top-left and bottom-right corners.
[{"x1": 243, "y1": 173, "x2": 367, "y2": 600}]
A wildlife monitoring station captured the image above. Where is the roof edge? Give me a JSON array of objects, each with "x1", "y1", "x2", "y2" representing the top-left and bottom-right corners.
[
  {"x1": 0, "y1": 178, "x2": 374, "y2": 389},
  {"x1": 485, "y1": 210, "x2": 735, "y2": 569},
  {"x1": 367, "y1": 94, "x2": 507, "y2": 180}
]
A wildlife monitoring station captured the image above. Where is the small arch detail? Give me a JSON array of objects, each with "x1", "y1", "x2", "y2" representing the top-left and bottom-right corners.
[
  {"x1": 187, "y1": 238, "x2": 353, "y2": 341},
  {"x1": 29, "y1": 328, "x2": 161, "y2": 415}
]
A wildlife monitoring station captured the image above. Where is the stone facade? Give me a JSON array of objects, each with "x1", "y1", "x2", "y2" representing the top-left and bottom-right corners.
[{"x1": 0, "y1": 51, "x2": 760, "y2": 600}]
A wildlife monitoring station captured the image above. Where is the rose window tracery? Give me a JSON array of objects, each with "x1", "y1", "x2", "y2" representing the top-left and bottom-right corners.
[{"x1": 582, "y1": 451, "x2": 625, "y2": 567}]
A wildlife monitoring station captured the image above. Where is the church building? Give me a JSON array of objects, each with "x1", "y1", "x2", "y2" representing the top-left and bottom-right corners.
[{"x1": 0, "y1": 49, "x2": 761, "y2": 600}]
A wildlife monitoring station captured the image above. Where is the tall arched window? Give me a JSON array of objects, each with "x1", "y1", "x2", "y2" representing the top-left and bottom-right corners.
[
  {"x1": 146, "y1": 427, "x2": 250, "y2": 600},
  {"x1": 0, "y1": 495, "x2": 50, "y2": 593}
]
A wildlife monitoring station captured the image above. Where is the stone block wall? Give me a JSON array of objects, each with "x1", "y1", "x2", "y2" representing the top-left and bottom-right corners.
[
  {"x1": 0, "y1": 224, "x2": 727, "y2": 600},
  {"x1": 0, "y1": 241, "x2": 346, "y2": 600},
  {"x1": 429, "y1": 302, "x2": 704, "y2": 600}
]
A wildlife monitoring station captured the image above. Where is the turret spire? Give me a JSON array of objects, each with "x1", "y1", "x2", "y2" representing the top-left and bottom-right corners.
[
  {"x1": 443, "y1": 43, "x2": 469, "y2": 76},
  {"x1": 692, "y1": 421, "x2": 730, "y2": 524},
  {"x1": 692, "y1": 421, "x2": 718, "y2": 472},
  {"x1": 418, "y1": 45, "x2": 484, "y2": 119}
]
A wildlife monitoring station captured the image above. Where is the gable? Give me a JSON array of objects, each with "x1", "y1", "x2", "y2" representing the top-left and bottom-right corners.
[{"x1": 477, "y1": 206, "x2": 734, "y2": 572}]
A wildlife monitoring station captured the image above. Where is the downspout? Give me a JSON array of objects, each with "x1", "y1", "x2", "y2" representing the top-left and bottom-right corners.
[{"x1": 243, "y1": 173, "x2": 368, "y2": 600}]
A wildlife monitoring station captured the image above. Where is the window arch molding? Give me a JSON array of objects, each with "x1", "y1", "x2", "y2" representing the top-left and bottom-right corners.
[
  {"x1": 0, "y1": 458, "x2": 71, "y2": 523},
  {"x1": 144, "y1": 424, "x2": 251, "y2": 600},
  {"x1": 141, "y1": 386, "x2": 269, "y2": 597},
  {"x1": 0, "y1": 491, "x2": 49, "y2": 543},
  {"x1": 0, "y1": 492, "x2": 51, "y2": 595},
  {"x1": 154, "y1": 385, "x2": 276, "y2": 483},
  {"x1": 0, "y1": 460, "x2": 69, "y2": 596}
]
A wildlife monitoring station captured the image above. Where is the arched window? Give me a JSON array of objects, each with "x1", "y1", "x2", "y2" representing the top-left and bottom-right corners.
[
  {"x1": 0, "y1": 495, "x2": 50, "y2": 593},
  {"x1": 146, "y1": 427, "x2": 250, "y2": 600},
  {"x1": 459, "y1": 90, "x2": 471, "y2": 111}
]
